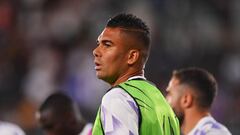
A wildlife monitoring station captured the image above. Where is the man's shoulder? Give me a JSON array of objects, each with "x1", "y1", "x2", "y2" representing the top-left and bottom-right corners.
[
  {"x1": 189, "y1": 116, "x2": 231, "y2": 135},
  {"x1": 101, "y1": 86, "x2": 139, "y2": 113},
  {"x1": 103, "y1": 87, "x2": 129, "y2": 100}
]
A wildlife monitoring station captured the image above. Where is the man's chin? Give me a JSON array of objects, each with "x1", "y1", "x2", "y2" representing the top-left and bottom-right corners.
[
  {"x1": 96, "y1": 74, "x2": 102, "y2": 79},
  {"x1": 96, "y1": 73, "x2": 104, "y2": 80}
]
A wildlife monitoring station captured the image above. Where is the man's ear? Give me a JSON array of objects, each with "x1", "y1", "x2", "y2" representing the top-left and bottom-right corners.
[
  {"x1": 128, "y1": 49, "x2": 139, "y2": 65},
  {"x1": 181, "y1": 92, "x2": 193, "y2": 109}
]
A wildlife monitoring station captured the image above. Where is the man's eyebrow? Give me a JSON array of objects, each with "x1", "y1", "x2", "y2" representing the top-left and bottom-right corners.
[
  {"x1": 97, "y1": 39, "x2": 114, "y2": 45},
  {"x1": 102, "y1": 40, "x2": 114, "y2": 44}
]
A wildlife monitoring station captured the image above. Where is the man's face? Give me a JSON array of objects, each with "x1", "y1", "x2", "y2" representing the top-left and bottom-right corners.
[
  {"x1": 37, "y1": 110, "x2": 75, "y2": 135},
  {"x1": 93, "y1": 27, "x2": 130, "y2": 85},
  {"x1": 166, "y1": 77, "x2": 185, "y2": 124}
]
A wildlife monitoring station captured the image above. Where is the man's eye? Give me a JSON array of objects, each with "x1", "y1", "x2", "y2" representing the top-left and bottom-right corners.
[{"x1": 104, "y1": 44, "x2": 111, "y2": 47}]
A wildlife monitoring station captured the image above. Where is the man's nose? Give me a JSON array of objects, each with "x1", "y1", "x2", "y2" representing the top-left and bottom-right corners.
[{"x1": 93, "y1": 46, "x2": 100, "y2": 57}]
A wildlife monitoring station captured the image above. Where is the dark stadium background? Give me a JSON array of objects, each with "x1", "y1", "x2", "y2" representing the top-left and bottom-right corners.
[{"x1": 0, "y1": 0, "x2": 239, "y2": 134}]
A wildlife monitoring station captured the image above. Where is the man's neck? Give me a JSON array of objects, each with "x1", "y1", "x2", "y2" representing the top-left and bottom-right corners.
[
  {"x1": 181, "y1": 109, "x2": 209, "y2": 135},
  {"x1": 111, "y1": 70, "x2": 144, "y2": 87}
]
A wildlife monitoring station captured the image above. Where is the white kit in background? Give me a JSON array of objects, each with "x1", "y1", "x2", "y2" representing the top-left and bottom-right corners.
[{"x1": 0, "y1": 121, "x2": 25, "y2": 135}]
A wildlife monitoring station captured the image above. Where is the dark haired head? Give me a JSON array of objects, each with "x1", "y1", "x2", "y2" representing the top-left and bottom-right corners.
[
  {"x1": 106, "y1": 13, "x2": 151, "y2": 63},
  {"x1": 107, "y1": 13, "x2": 149, "y2": 35},
  {"x1": 37, "y1": 92, "x2": 83, "y2": 135},
  {"x1": 39, "y1": 92, "x2": 73, "y2": 114},
  {"x1": 172, "y1": 67, "x2": 217, "y2": 109}
]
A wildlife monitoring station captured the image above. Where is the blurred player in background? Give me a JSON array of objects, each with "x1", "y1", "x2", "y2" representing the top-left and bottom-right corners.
[
  {"x1": 92, "y1": 13, "x2": 180, "y2": 135},
  {"x1": 36, "y1": 92, "x2": 92, "y2": 135},
  {"x1": 166, "y1": 67, "x2": 231, "y2": 135}
]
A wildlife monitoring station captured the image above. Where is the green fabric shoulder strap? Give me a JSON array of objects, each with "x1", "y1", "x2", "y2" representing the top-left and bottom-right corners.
[
  {"x1": 92, "y1": 108, "x2": 104, "y2": 135},
  {"x1": 118, "y1": 79, "x2": 180, "y2": 135}
]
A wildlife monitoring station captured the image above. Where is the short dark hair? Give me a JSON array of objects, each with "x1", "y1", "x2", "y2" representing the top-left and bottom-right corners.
[
  {"x1": 106, "y1": 13, "x2": 150, "y2": 63},
  {"x1": 39, "y1": 92, "x2": 74, "y2": 115},
  {"x1": 172, "y1": 67, "x2": 217, "y2": 109}
]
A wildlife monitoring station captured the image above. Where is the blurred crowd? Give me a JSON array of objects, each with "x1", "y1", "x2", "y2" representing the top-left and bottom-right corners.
[{"x1": 0, "y1": 0, "x2": 239, "y2": 134}]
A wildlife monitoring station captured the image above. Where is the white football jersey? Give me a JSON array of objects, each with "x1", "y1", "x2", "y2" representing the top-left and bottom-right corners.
[{"x1": 188, "y1": 116, "x2": 231, "y2": 135}]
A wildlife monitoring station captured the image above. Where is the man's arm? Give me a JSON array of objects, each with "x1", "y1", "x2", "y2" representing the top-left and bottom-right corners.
[{"x1": 100, "y1": 87, "x2": 139, "y2": 135}]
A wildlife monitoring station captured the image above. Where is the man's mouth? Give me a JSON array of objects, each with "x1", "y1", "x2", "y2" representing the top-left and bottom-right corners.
[{"x1": 94, "y1": 61, "x2": 101, "y2": 70}]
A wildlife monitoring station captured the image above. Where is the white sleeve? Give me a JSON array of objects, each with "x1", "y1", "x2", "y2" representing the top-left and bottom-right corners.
[{"x1": 100, "y1": 87, "x2": 139, "y2": 135}]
